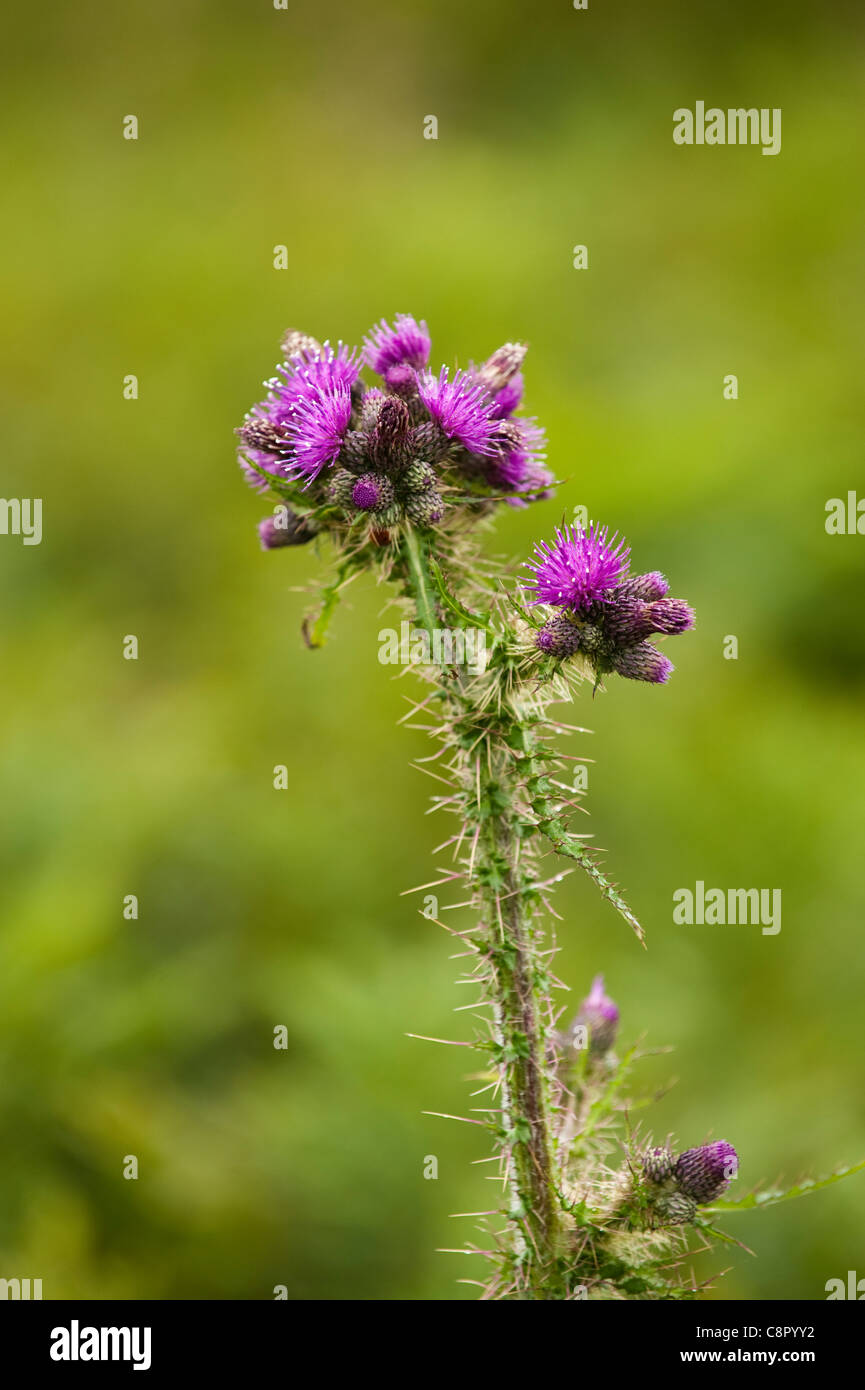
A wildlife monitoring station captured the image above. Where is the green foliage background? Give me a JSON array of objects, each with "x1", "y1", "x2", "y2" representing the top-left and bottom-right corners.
[{"x1": 1, "y1": 0, "x2": 863, "y2": 1299}]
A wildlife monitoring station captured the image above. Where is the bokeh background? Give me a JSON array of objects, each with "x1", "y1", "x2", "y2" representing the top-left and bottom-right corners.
[{"x1": 2, "y1": 0, "x2": 864, "y2": 1300}]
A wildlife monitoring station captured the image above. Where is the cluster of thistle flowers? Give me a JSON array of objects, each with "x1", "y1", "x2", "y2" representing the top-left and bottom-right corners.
[
  {"x1": 641, "y1": 1141, "x2": 739, "y2": 1226},
  {"x1": 525, "y1": 522, "x2": 696, "y2": 684},
  {"x1": 236, "y1": 315, "x2": 554, "y2": 550},
  {"x1": 567, "y1": 978, "x2": 738, "y2": 1227}
]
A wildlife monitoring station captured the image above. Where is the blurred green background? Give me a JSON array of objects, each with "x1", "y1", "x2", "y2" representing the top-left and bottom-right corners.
[{"x1": 1, "y1": 0, "x2": 864, "y2": 1300}]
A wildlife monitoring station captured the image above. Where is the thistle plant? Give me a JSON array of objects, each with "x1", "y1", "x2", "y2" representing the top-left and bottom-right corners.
[{"x1": 236, "y1": 314, "x2": 864, "y2": 1300}]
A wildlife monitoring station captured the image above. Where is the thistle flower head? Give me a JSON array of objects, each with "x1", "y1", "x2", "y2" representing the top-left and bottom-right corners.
[
  {"x1": 237, "y1": 318, "x2": 552, "y2": 547},
  {"x1": 642, "y1": 1147, "x2": 675, "y2": 1185},
  {"x1": 535, "y1": 615, "x2": 583, "y2": 658},
  {"x1": 655, "y1": 1191, "x2": 698, "y2": 1226},
  {"x1": 363, "y1": 313, "x2": 431, "y2": 376},
  {"x1": 369, "y1": 395, "x2": 413, "y2": 469},
  {"x1": 475, "y1": 341, "x2": 527, "y2": 393},
  {"x1": 611, "y1": 642, "x2": 674, "y2": 684},
  {"x1": 351, "y1": 473, "x2": 393, "y2": 512},
  {"x1": 523, "y1": 526, "x2": 694, "y2": 685},
  {"x1": 257, "y1": 508, "x2": 316, "y2": 549},
  {"x1": 269, "y1": 343, "x2": 360, "y2": 424},
  {"x1": 576, "y1": 973, "x2": 619, "y2": 1054},
  {"x1": 417, "y1": 367, "x2": 499, "y2": 456},
  {"x1": 525, "y1": 523, "x2": 630, "y2": 612},
  {"x1": 493, "y1": 419, "x2": 553, "y2": 503},
  {"x1": 490, "y1": 372, "x2": 524, "y2": 419},
  {"x1": 283, "y1": 385, "x2": 354, "y2": 481},
  {"x1": 675, "y1": 1141, "x2": 739, "y2": 1204},
  {"x1": 280, "y1": 328, "x2": 323, "y2": 362}
]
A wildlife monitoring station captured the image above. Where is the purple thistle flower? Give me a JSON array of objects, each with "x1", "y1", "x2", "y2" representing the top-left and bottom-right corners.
[
  {"x1": 266, "y1": 343, "x2": 360, "y2": 428},
  {"x1": 490, "y1": 372, "x2": 524, "y2": 419},
  {"x1": 675, "y1": 1141, "x2": 739, "y2": 1204},
  {"x1": 525, "y1": 523, "x2": 630, "y2": 612},
  {"x1": 576, "y1": 974, "x2": 619, "y2": 1054},
  {"x1": 380, "y1": 361, "x2": 419, "y2": 396},
  {"x1": 417, "y1": 367, "x2": 499, "y2": 457},
  {"x1": 363, "y1": 314, "x2": 431, "y2": 376},
  {"x1": 284, "y1": 386, "x2": 353, "y2": 481},
  {"x1": 493, "y1": 419, "x2": 553, "y2": 504}
]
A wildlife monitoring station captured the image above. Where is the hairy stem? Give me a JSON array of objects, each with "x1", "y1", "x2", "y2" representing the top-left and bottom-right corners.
[
  {"x1": 399, "y1": 529, "x2": 565, "y2": 1298},
  {"x1": 473, "y1": 735, "x2": 566, "y2": 1296}
]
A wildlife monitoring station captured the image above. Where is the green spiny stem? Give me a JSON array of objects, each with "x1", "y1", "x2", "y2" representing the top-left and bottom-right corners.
[
  {"x1": 396, "y1": 531, "x2": 566, "y2": 1298},
  {"x1": 401, "y1": 526, "x2": 440, "y2": 638},
  {"x1": 469, "y1": 731, "x2": 567, "y2": 1296}
]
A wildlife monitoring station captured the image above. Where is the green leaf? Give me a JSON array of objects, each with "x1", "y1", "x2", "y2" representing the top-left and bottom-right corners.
[
  {"x1": 693, "y1": 1220, "x2": 755, "y2": 1255},
  {"x1": 706, "y1": 1159, "x2": 865, "y2": 1214},
  {"x1": 427, "y1": 554, "x2": 493, "y2": 631},
  {"x1": 302, "y1": 561, "x2": 357, "y2": 649},
  {"x1": 239, "y1": 452, "x2": 301, "y2": 500},
  {"x1": 538, "y1": 818, "x2": 646, "y2": 947}
]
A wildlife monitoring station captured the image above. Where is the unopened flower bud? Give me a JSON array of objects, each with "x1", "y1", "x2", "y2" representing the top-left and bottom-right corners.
[
  {"x1": 370, "y1": 397, "x2": 413, "y2": 468},
  {"x1": 675, "y1": 1141, "x2": 738, "y2": 1204},
  {"x1": 339, "y1": 430, "x2": 369, "y2": 470},
  {"x1": 326, "y1": 469, "x2": 357, "y2": 508},
  {"x1": 655, "y1": 1191, "x2": 697, "y2": 1226},
  {"x1": 576, "y1": 974, "x2": 619, "y2": 1054},
  {"x1": 280, "y1": 329, "x2": 322, "y2": 361},
  {"x1": 258, "y1": 509, "x2": 316, "y2": 549},
  {"x1": 604, "y1": 598, "x2": 695, "y2": 644},
  {"x1": 615, "y1": 571, "x2": 670, "y2": 602},
  {"x1": 611, "y1": 642, "x2": 673, "y2": 684},
  {"x1": 642, "y1": 1147, "x2": 675, "y2": 1185},
  {"x1": 405, "y1": 490, "x2": 445, "y2": 527},
  {"x1": 382, "y1": 362, "x2": 419, "y2": 396},
  {"x1": 236, "y1": 419, "x2": 291, "y2": 456},
  {"x1": 535, "y1": 616, "x2": 583, "y2": 659},
  {"x1": 351, "y1": 473, "x2": 394, "y2": 512},
  {"x1": 402, "y1": 459, "x2": 437, "y2": 493},
  {"x1": 476, "y1": 342, "x2": 528, "y2": 393},
  {"x1": 359, "y1": 389, "x2": 387, "y2": 432},
  {"x1": 646, "y1": 599, "x2": 695, "y2": 634},
  {"x1": 410, "y1": 420, "x2": 450, "y2": 463}
]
